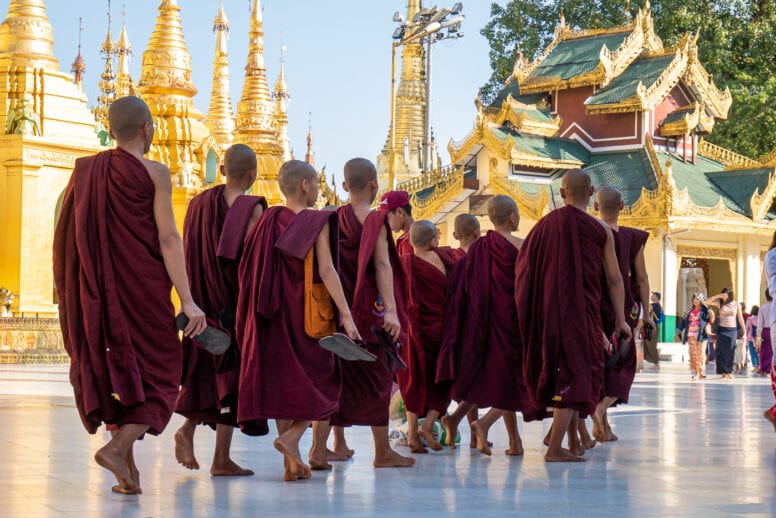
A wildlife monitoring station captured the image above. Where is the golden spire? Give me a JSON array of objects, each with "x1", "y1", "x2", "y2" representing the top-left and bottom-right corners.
[
  {"x1": 116, "y1": 3, "x2": 134, "y2": 97},
  {"x1": 234, "y1": 0, "x2": 284, "y2": 202},
  {"x1": 0, "y1": 0, "x2": 58, "y2": 69},
  {"x1": 92, "y1": 2, "x2": 117, "y2": 128},
  {"x1": 274, "y1": 44, "x2": 292, "y2": 162},
  {"x1": 305, "y1": 113, "x2": 315, "y2": 168},
  {"x1": 205, "y1": 0, "x2": 235, "y2": 152},
  {"x1": 136, "y1": 0, "x2": 207, "y2": 177},
  {"x1": 71, "y1": 17, "x2": 86, "y2": 89}
]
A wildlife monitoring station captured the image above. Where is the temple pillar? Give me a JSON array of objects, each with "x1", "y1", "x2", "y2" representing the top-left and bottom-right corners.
[
  {"x1": 661, "y1": 232, "x2": 679, "y2": 339},
  {"x1": 739, "y1": 234, "x2": 762, "y2": 309}
]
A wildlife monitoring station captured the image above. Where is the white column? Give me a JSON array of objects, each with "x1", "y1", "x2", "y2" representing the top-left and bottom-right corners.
[
  {"x1": 662, "y1": 234, "x2": 678, "y2": 317},
  {"x1": 741, "y1": 235, "x2": 762, "y2": 307}
]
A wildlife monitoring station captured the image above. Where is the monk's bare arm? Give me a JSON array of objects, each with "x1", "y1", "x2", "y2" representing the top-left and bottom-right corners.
[
  {"x1": 145, "y1": 160, "x2": 206, "y2": 337},
  {"x1": 315, "y1": 222, "x2": 361, "y2": 341},
  {"x1": 374, "y1": 225, "x2": 401, "y2": 340},
  {"x1": 602, "y1": 227, "x2": 632, "y2": 342},
  {"x1": 246, "y1": 204, "x2": 264, "y2": 234},
  {"x1": 634, "y1": 247, "x2": 655, "y2": 331}
]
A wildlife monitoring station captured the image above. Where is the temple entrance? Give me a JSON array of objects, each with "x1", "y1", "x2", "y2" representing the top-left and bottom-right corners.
[{"x1": 675, "y1": 244, "x2": 736, "y2": 324}]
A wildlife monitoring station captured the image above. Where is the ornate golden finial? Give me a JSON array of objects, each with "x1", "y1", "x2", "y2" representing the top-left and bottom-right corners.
[
  {"x1": 116, "y1": 3, "x2": 134, "y2": 97},
  {"x1": 559, "y1": 7, "x2": 566, "y2": 27},
  {"x1": 645, "y1": 0, "x2": 651, "y2": 11},
  {"x1": 305, "y1": 112, "x2": 315, "y2": 168},
  {"x1": 234, "y1": 0, "x2": 284, "y2": 202},
  {"x1": 274, "y1": 41, "x2": 293, "y2": 162},
  {"x1": 0, "y1": 0, "x2": 58, "y2": 69},
  {"x1": 204, "y1": 0, "x2": 235, "y2": 152},
  {"x1": 71, "y1": 17, "x2": 86, "y2": 89},
  {"x1": 92, "y1": 1, "x2": 117, "y2": 128}
]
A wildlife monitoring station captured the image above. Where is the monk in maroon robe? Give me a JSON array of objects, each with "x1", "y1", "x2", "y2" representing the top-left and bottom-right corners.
[
  {"x1": 515, "y1": 170, "x2": 630, "y2": 462},
  {"x1": 323, "y1": 159, "x2": 415, "y2": 468},
  {"x1": 591, "y1": 186, "x2": 654, "y2": 442},
  {"x1": 236, "y1": 160, "x2": 361, "y2": 481},
  {"x1": 380, "y1": 190, "x2": 414, "y2": 255},
  {"x1": 398, "y1": 220, "x2": 456, "y2": 453},
  {"x1": 438, "y1": 196, "x2": 528, "y2": 457},
  {"x1": 53, "y1": 97, "x2": 206, "y2": 494},
  {"x1": 173, "y1": 144, "x2": 267, "y2": 476}
]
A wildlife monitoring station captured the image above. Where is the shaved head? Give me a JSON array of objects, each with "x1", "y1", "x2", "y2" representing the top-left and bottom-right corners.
[
  {"x1": 108, "y1": 96, "x2": 152, "y2": 141},
  {"x1": 454, "y1": 214, "x2": 480, "y2": 239},
  {"x1": 223, "y1": 144, "x2": 257, "y2": 180},
  {"x1": 561, "y1": 169, "x2": 593, "y2": 202},
  {"x1": 343, "y1": 158, "x2": 377, "y2": 193},
  {"x1": 596, "y1": 185, "x2": 623, "y2": 214},
  {"x1": 279, "y1": 160, "x2": 317, "y2": 197},
  {"x1": 487, "y1": 195, "x2": 519, "y2": 228},
  {"x1": 410, "y1": 220, "x2": 437, "y2": 250}
]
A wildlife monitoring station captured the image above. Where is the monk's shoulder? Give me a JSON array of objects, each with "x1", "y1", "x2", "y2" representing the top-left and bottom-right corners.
[{"x1": 138, "y1": 157, "x2": 171, "y2": 187}]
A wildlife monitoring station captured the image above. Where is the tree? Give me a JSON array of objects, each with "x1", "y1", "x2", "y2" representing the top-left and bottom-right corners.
[{"x1": 480, "y1": 0, "x2": 776, "y2": 158}]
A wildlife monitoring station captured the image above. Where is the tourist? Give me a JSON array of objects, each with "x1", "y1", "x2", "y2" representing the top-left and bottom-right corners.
[
  {"x1": 708, "y1": 288, "x2": 746, "y2": 380},
  {"x1": 762, "y1": 231, "x2": 776, "y2": 432},
  {"x1": 53, "y1": 96, "x2": 207, "y2": 494},
  {"x1": 516, "y1": 170, "x2": 630, "y2": 462},
  {"x1": 756, "y1": 291, "x2": 773, "y2": 376},
  {"x1": 644, "y1": 292, "x2": 663, "y2": 368},
  {"x1": 380, "y1": 190, "x2": 415, "y2": 255},
  {"x1": 745, "y1": 305, "x2": 759, "y2": 372},
  {"x1": 675, "y1": 294, "x2": 713, "y2": 380}
]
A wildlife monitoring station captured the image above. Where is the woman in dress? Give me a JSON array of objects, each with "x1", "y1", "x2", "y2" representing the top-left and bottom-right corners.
[
  {"x1": 708, "y1": 288, "x2": 747, "y2": 380},
  {"x1": 675, "y1": 293, "x2": 713, "y2": 380}
]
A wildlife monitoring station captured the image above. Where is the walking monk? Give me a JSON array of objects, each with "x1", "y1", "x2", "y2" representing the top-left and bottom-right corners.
[
  {"x1": 438, "y1": 195, "x2": 528, "y2": 456},
  {"x1": 53, "y1": 96, "x2": 207, "y2": 494},
  {"x1": 173, "y1": 144, "x2": 267, "y2": 476},
  {"x1": 380, "y1": 190, "x2": 415, "y2": 255},
  {"x1": 325, "y1": 158, "x2": 415, "y2": 468},
  {"x1": 236, "y1": 160, "x2": 361, "y2": 481},
  {"x1": 516, "y1": 169, "x2": 630, "y2": 462},
  {"x1": 399, "y1": 220, "x2": 456, "y2": 453},
  {"x1": 591, "y1": 186, "x2": 653, "y2": 442}
]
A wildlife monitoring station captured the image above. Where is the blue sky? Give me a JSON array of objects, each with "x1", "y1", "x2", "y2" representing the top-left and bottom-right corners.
[{"x1": 35, "y1": 0, "x2": 503, "y2": 183}]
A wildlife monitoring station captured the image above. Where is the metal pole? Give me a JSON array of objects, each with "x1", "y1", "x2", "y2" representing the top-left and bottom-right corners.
[
  {"x1": 423, "y1": 35, "x2": 433, "y2": 173},
  {"x1": 388, "y1": 42, "x2": 398, "y2": 190}
]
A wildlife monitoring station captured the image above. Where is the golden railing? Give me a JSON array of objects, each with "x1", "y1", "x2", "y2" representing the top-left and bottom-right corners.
[
  {"x1": 698, "y1": 139, "x2": 760, "y2": 169},
  {"x1": 408, "y1": 166, "x2": 466, "y2": 220}
]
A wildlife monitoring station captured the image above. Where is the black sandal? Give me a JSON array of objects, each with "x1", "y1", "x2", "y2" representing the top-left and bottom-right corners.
[
  {"x1": 175, "y1": 313, "x2": 231, "y2": 355},
  {"x1": 319, "y1": 333, "x2": 377, "y2": 362}
]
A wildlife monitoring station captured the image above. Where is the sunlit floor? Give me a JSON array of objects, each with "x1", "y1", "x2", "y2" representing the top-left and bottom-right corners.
[{"x1": 0, "y1": 361, "x2": 774, "y2": 517}]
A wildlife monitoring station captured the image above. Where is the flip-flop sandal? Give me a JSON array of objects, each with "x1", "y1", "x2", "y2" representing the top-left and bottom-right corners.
[
  {"x1": 176, "y1": 314, "x2": 231, "y2": 355},
  {"x1": 605, "y1": 331, "x2": 631, "y2": 369},
  {"x1": 319, "y1": 333, "x2": 377, "y2": 362},
  {"x1": 370, "y1": 325, "x2": 407, "y2": 371}
]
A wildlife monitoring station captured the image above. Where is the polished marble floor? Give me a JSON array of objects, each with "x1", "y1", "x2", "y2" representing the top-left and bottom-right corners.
[{"x1": 0, "y1": 362, "x2": 774, "y2": 517}]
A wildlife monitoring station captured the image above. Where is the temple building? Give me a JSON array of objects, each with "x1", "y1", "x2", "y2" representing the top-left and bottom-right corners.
[{"x1": 389, "y1": 3, "x2": 776, "y2": 335}]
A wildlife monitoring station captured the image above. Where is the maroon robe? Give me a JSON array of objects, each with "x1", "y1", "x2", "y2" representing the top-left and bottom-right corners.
[
  {"x1": 450, "y1": 247, "x2": 466, "y2": 262},
  {"x1": 53, "y1": 148, "x2": 180, "y2": 435},
  {"x1": 175, "y1": 185, "x2": 267, "y2": 428},
  {"x1": 331, "y1": 208, "x2": 406, "y2": 427},
  {"x1": 601, "y1": 226, "x2": 649, "y2": 404},
  {"x1": 516, "y1": 205, "x2": 608, "y2": 421},
  {"x1": 396, "y1": 231, "x2": 413, "y2": 256},
  {"x1": 398, "y1": 251, "x2": 455, "y2": 415},
  {"x1": 236, "y1": 206, "x2": 340, "y2": 427},
  {"x1": 437, "y1": 232, "x2": 529, "y2": 412}
]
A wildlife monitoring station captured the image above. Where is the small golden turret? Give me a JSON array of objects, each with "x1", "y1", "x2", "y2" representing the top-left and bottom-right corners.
[
  {"x1": 71, "y1": 17, "x2": 85, "y2": 90},
  {"x1": 0, "y1": 0, "x2": 58, "y2": 70},
  {"x1": 115, "y1": 4, "x2": 134, "y2": 98},
  {"x1": 305, "y1": 114, "x2": 315, "y2": 168},
  {"x1": 205, "y1": 0, "x2": 235, "y2": 153},
  {"x1": 92, "y1": 4, "x2": 117, "y2": 129},
  {"x1": 234, "y1": 0, "x2": 284, "y2": 203},
  {"x1": 273, "y1": 46, "x2": 292, "y2": 162}
]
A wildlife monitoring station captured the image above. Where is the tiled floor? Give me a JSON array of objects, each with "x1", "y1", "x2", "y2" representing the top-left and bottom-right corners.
[{"x1": 0, "y1": 362, "x2": 774, "y2": 517}]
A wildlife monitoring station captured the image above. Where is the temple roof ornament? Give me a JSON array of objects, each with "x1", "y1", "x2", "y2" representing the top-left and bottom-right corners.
[
  {"x1": 92, "y1": 2, "x2": 117, "y2": 129},
  {"x1": 205, "y1": 0, "x2": 235, "y2": 152},
  {"x1": 304, "y1": 113, "x2": 315, "y2": 168},
  {"x1": 71, "y1": 17, "x2": 85, "y2": 89},
  {"x1": 0, "y1": 0, "x2": 58, "y2": 69},
  {"x1": 273, "y1": 45, "x2": 293, "y2": 163},
  {"x1": 115, "y1": 4, "x2": 134, "y2": 98}
]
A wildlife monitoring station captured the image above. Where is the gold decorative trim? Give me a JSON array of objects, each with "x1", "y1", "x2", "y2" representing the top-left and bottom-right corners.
[
  {"x1": 675, "y1": 245, "x2": 737, "y2": 286},
  {"x1": 659, "y1": 103, "x2": 700, "y2": 137},
  {"x1": 408, "y1": 166, "x2": 465, "y2": 221},
  {"x1": 697, "y1": 139, "x2": 760, "y2": 169},
  {"x1": 749, "y1": 169, "x2": 776, "y2": 221},
  {"x1": 489, "y1": 158, "x2": 549, "y2": 221}
]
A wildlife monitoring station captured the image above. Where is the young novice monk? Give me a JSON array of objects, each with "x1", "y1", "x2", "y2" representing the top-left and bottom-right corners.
[
  {"x1": 380, "y1": 190, "x2": 415, "y2": 255},
  {"x1": 399, "y1": 220, "x2": 456, "y2": 453},
  {"x1": 236, "y1": 160, "x2": 361, "y2": 481},
  {"x1": 438, "y1": 195, "x2": 528, "y2": 456}
]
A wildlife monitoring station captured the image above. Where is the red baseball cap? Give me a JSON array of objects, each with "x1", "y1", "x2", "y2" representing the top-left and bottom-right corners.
[{"x1": 379, "y1": 190, "x2": 410, "y2": 211}]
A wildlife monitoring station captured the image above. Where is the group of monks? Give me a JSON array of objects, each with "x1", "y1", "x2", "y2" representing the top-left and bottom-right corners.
[{"x1": 53, "y1": 97, "x2": 655, "y2": 495}]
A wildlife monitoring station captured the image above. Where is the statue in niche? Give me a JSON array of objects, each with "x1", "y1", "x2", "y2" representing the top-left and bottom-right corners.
[
  {"x1": 6, "y1": 96, "x2": 41, "y2": 136},
  {"x1": 0, "y1": 287, "x2": 13, "y2": 317},
  {"x1": 679, "y1": 266, "x2": 707, "y2": 312},
  {"x1": 177, "y1": 147, "x2": 195, "y2": 187},
  {"x1": 95, "y1": 121, "x2": 113, "y2": 147}
]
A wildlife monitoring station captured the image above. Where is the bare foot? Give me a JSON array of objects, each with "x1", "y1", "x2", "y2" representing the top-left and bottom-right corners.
[
  {"x1": 505, "y1": 439, "x2": 524, "y2": 456},
  {"x1": 309, "y1": 460, "x2": 333, "y2": 471},
  {"x1": 591, "y1": 414, "x2": 606, "y2": 443},
  {"x1": 111, "y1": 485, "x2": 142, "y2": 495},
  {"x1": 374, "y1": 448, "x2": 416, "y2": 468},
  {"x1": 470, "y1": 420, "x2": 491, "y2": 456},
  {"x1": 580, "y1": 436, "x2": 596, "y2": 449},
  {"x1": 408, "y1": 441, "x2": 428, "y2": 454},
  {"x1": 545, "y1": 448, "x2": 585, "y2": 462},
  {"x1": 419, "y1": 428, "x2": 443, "y2": 451},
  {"x1": 764, "y1": 409, "x2": 776, "y2": 433},
  {"x1": 274, "y1": 438, "x2": 311, "y2": 481},
  {"x1": 174, "y1": 427, "x2": 199, "y2": 470},
  {"x1": 543, "y1": 428, "x2": 551, "y2": 447},
  {"x1": 95, "y1": 446, "x2": 139, "y2": 494},
  {"x1": 440, "y1": 416, "x2": 457, "y2": 450},
  {"x1": 326, "y1": 448, "x2": 352, "y2": 461},
  {"x1": 211, "y1": 460, "x2": 254, "y2": 476},
  {"x1": 331, "y1": 442, "x2": 355, "y2": 458},
  {"x1": 569, "y1": 443, "x2": 585, "y2": 457}
]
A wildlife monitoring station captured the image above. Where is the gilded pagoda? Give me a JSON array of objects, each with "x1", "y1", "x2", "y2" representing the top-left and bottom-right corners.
[{"x1": 389, "y1": 3, "x2": 776, "y2": 335}]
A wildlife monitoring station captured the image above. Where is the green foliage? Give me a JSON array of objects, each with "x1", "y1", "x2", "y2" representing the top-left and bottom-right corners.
[{"x1": 480, "y1": 0, "x2": 776, "y2": 157}]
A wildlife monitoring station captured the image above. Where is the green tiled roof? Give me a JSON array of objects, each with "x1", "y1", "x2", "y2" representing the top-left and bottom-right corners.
[
  {"x1": 660, "y1": 106, "x2": 696, "y2": 126},
  {"x1": 490, "y1": 128, "x2": 590, "y2": 163},
  {"x1": 706, "y1": 168, "x2": 773, "y2": 218},
  {"x1": 487, "y1": 87, "x2": 554, "y2": 122},
  {"x1": 527, "y1": 33, "x2": 630, "y2": 81},
  {"x1": 489, "y1": 80, "x2": 521, "y2": 107},
  {"x1": 587, "y1": 55, "x2": 675, "y2": 105},
  {"x1": 583, "y1": 150, "x2": 657, "y2": 205}
]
